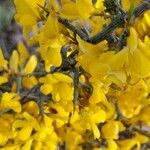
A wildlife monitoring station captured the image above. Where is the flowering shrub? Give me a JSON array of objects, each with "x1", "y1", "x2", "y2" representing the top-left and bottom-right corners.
[{"x1": 0, "y1": 0, "x2": 150, "y2": 149}]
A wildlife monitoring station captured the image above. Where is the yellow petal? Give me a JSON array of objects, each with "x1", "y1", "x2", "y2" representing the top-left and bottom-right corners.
[
  {"x1": 102, "y1": 121, "x2": 119, "y2": 139},
  {"x1": 91, "y1": 109, "x2": 106, "y2": 123},
  {"x1": 17, "y1": 124, "x2": 33, "y2": 141},
  {"x1": 94, "y1": 0, "x2": 105, "y2": 11},
  {"x1": 56, "y1": 83, "x2": 73, "y2": 101},
  {"x1": 9, "y1": 50, "x2": 19, "y2": 74},
  {"x1": 107, "y1": 140, "x2": 118, "y2": 150},
  {"x1": 53, "y1": 73, "x2": 72, "y2": 83},
  {"x1": 22, "y1": 76, "x2": 38, "y2": 89},
  {"x1": 134, "y1": 132, "x2": 149, "y2": 143},
  {"x1": 21, "y1": 139, "x2": 33, "y2": 150},
  {"x1": 0, "y1": 76, "x2": 8, "y2": 85},
  {"x1": 12, "y1": 120, "x2": 27, "y2": 130},
  {"x1": 0, "y1": 93, "x2": 21, "y2": 113},
  {"x1": 18, "y1": 42, "x2": 29, "y2": 66},
  {"x1": 23, "y1": 112, "x2": 40, "y2": 130},
  {"x1": 127, "y1": 27, "x2": 138, "y2": 53},
  {"x1": 23, "y1": 55, "x2": 37, "y2": 74},
  {"x1": 19, "y1": 14, "x2": 37, "y2": 26},
  {"x1": 61, "y1": 2, "x2": 79, "y2": 19},
  {"x1": 76, "y1": 0, "x2": 94, "y2": 19},
  {"x1": 42, "y1": 15, "x2": 58, "y2": 39},
  {"x1": 0, "y1": 48, "x2": 8, "y2": 70},
  {"x1": 23, "y1": 101, "x2": 39, "y2": 117},
  {"x1": 90, "y1": 122, "x2": 100, "y2": 139},
  {"x1": 40, "y1": 83, "x2": 53, "y2": 95}
]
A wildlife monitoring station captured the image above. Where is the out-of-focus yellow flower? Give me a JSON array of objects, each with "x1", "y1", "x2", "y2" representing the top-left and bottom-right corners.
[
  {"x1": 14, "y1": 0, "x2": 45, "y2": 37},
  {"x1": 9, "y1": 50, "x2": 19, "y2": 74},
  {"x1": 22, "y1": 76, "x2": 38, "y2": 89},
  {"x1": 0, "y1": 76, "x2": 8, "y2": 85},
  {"x1": 0, "y1": 48, "x2": 8, "y2": 71}
]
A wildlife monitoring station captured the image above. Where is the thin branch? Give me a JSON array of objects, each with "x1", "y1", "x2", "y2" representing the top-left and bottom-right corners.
[
  {"x1": 133, "y1": 0, "x2": 150, "y2": 18},
  {"x1": 58, "y1": 12, "x2": 127, "y2": 45},
  {"x1": 72, "y1": 67, "x2": 79, "y2": 111}
]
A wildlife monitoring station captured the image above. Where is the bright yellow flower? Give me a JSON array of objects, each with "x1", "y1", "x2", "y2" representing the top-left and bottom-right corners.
[
  {"x1": 80, "y1": 105, "x2": 106, "y2": 139},
  {"x1": 40, "y1": 73, "x2": 73, "y2": 102},
  {"x1": 23, "y1": 55, "x2": 37, "y2": 75},
  {"x1": 12, "y1": 112, "x2": 40, "y2": 141},
  {"x1": 117, "y1": 80, "x2": 149, "y2": 118},
  {"x1": 0, "y1": 92, "x2": 21, "y2": 113},
  {"x1": 101, "y1": 121, "x2": 125, "y2": 139}
]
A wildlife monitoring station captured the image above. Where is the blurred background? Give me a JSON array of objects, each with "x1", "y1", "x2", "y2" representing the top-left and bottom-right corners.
[{"x1": 0, "y1": 0, "x2": 21, "y2": 59}]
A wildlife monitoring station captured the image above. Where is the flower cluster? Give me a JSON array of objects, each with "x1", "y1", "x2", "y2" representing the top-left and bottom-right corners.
[{"x1": 0, "y1": 0, "x2": 150, "y2": 149}]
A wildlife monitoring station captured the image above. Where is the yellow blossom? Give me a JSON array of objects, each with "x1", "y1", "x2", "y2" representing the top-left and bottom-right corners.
[
  {"x1": 40, "y1": 73, "x2": 73, "y2": 102},
  {"x1": 0, "y1": 92, "x2": 21, "y2": 113}
]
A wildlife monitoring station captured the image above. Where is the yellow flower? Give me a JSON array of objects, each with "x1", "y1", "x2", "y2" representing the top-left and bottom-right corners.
[
  {"x1": 23, "y1": 55, "x2": 37, "y2": 75},
  {"x1": 12, "y1": 112, "x2": 40, "y2": 141},
  {"x1": 33, "y1": 115, "x2": 58, "y2": 150},
  {"x1": 64, "y1": 129, "x2": 83, "y2": 150},
  {"x1": 40, "y1": 72, "x2": 73, "y2": 102},
  {"x1": 76, "y1": 0, "x2": 94, "y2": 19},
  {"x1": 22, "y1": 76, "x2": 38, "y2": 89},
  {"x1": 0, "y1": 116, "x2": 13, "y2": 146},
  {"x1": 80, "y1": 105, "x2": 106, "y2": 139},
  {"x1": 61, "y1": 1, "x2": 79, "y2": 19},
  {"x1": 129, "y1": 106, "x2": 150, "y2": 125},
  {"x1": 38, "y1": 36, "x2": 62, "y2": 70},
  {"x1": 101, "y1": 121, "x2": 125, "y2": 139},
  {"x1": 107, "y1": 140, "x2": 118, "y2": 150},
  {"x1": 22, "y1": 101, "x2": 39, "y2": 117},
  {"x1": 48, "y1": 103, "x2": 69, "y2": 128},
  {"x1": 14, "y1": 0, "x2": 44, "y2": 26},
  {"x1": 0, "y1": 92, "x2": 21, "y2": 113},
  {"x1": 117, "y1": 80, "x2": 149, "y2": 118}
]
